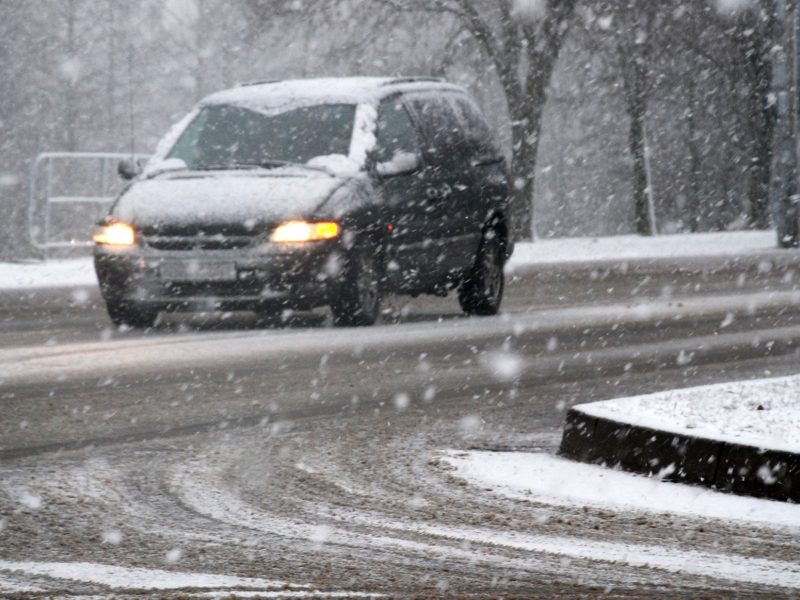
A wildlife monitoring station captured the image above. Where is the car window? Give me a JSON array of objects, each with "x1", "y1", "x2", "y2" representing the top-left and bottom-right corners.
[
  {"x1": 450, "y1": 96, "x2": 503, "y2": 163},
  {"x1": 374, "y1": 99, "x2": 421, "y2": 164},
  {"x1": 168, "y1": 103, "x2": 356, "y2": 167},
  {"x1": 406, "y1": 95, "x2": 465, "y2": 164}
]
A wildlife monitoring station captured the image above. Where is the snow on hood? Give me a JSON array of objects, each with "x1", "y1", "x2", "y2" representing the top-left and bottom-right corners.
[{"x1": 113, "y1": 171, "x2": 343, "y2": 228}]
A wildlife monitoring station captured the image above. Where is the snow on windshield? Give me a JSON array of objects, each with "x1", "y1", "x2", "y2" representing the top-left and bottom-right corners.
[{"x1": 166, "y1": 103, "x2": 357, "y2": 169}]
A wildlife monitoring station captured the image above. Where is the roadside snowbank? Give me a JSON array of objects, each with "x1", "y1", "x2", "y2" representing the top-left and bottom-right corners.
[
  {"x1": 0, "y1": 258, "x2": 96, "y2": 290},
  {"x1": 442, "y1": 451, "x2": 800, "y2": 530},
  {"x1": 0, "y1": 561, "x2": 295, "y2": 591},
  {"x1": 507, "y1": 230, "x2": 779, "y2": 268},
  {"x1": 0, "y1": 230, "x2": 783, "y2": 290},
  {"x1": 576, "y1": 374, "x2": 800, "y2": 453},
  {"x1": 0, "y1": 560, "x2": 380, "y2": 597}
]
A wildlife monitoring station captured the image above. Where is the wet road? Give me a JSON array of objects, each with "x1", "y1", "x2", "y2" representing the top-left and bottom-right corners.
[{"x1": 1, "y1": 255, "x2": 800, "y2": 597}]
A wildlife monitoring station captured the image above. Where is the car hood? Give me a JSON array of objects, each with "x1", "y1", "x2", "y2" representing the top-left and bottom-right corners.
[{"x1": 113, "y1": 171, "x2": 343, "y2": 229}]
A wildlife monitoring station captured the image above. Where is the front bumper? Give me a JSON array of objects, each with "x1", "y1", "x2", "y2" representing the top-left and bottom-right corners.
[{"x1": 94, "y1": 241, "x2": 341, "y2": 312}]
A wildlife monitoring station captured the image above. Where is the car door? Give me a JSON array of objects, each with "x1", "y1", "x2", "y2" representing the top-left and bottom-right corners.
[
  {"x1": 404, "y1": 93, "x2": 477, "y2": 279},
  {"x1": 449, "y1": 94, "x2": 507, "y2": 254},
  {"x1": 373, "y1": 95, "x2": 438, "y2": 291}
]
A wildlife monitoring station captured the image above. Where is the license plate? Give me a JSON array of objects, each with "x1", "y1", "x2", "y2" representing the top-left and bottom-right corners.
[{"x1": 159, "y1": 261, "x2": 237, "y2": 282}]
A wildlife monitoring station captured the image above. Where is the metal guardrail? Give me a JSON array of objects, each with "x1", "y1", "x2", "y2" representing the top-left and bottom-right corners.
[{"x1": 28, "y1": 152, "x2": 149, "y2": 252}]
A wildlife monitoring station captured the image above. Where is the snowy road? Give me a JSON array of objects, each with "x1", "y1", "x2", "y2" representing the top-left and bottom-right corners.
[{"x1": 2, "y1": 257, "x2": 800, "y2": 597}]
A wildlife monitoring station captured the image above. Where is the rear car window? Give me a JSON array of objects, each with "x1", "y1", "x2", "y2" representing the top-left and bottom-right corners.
[
  {"x1": 450, "y1": 97, "x2": 503, "y2": 163},
  {"x1": 374, "y1": 99, "x2": 421, "y2": 163},
  {"x1": 406, "y1": 95, "x2": 465, "y2": 164}
]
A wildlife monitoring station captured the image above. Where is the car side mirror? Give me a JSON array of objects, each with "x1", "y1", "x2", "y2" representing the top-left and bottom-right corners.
[
  {"x1": 117, "y1": 158, "x2": 142, "y2": 180},
  {"x1": 375, "y1": 151, "x2": 421, "y2": 178}
]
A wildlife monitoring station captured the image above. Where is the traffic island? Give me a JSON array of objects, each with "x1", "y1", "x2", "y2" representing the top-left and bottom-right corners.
[{"x1": 558, "y1": 375, "x2": 800, "y2": 502}]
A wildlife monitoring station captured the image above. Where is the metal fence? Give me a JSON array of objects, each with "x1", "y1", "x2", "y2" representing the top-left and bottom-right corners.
[{"x1": 28, "y1": 152, "x2": 148, "y2": 255}]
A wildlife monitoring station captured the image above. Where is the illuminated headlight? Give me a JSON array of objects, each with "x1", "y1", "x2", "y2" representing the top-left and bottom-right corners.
[
  {"x1": 93, "y1": 222, "x2": 137, "y2": 247},
  {"x1": 271, "y1": 220, "x2": 340, "y2": 243}
]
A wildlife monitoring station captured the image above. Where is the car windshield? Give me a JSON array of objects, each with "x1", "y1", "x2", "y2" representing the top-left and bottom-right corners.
[{"x1": 167, "y1": 103, "x2": 356, "y2": 169}]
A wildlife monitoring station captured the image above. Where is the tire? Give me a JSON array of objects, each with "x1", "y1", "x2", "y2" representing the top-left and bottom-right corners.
[
  {"x1": 106, "y1": 298, "x2": 159, "y2": 328},
  {"x1": 458, "y1": 229, "x2": 504, "y2": 316},
  {"x1": 330, "y1": 246, "x2": 382, "y2": 327}
]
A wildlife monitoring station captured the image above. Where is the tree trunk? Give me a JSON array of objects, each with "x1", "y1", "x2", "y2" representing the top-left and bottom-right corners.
[
  {"x1": 503, "y1": 36, "x2": 570, "y2": 241},
  {"x1": 625, "y1": 90, "x2": 653, "y2": 235},
  {"x1": 686, "y1": 87, "x2": 703, "y2": 232},
  {"x1": 736, "y1": 9, "x2": 776, "y2": 229},
  {"x1": 509, "y1": 111, "x2": 539, "y2": 240},
  {"x1": 747, "y1": 81, "x2": 775, "y2": 228}
]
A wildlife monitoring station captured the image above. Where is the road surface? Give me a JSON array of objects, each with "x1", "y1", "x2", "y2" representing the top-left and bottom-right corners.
[{"x1": 1, "y1": 256, "x2": 799, "y2": 597}]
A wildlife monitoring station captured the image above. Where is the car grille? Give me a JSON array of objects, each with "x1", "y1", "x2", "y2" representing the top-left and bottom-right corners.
[
  {"x1": 145, "y1": 235, "x2": 255, "y2": 251},
  {"x1": 141, "y1": 224, "x2": 262, "y2": 251}
]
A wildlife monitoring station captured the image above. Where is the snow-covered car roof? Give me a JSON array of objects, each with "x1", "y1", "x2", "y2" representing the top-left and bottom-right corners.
[{"x1": 199, "y1": 76, "x2": 466, "y2": 113}]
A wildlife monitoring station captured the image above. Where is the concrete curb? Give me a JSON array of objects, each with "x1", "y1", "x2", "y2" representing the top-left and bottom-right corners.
[{"x1": 558, "y1": 407, "x2": 800, "y2": 502}]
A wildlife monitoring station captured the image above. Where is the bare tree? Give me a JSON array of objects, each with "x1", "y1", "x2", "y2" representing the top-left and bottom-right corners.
[
  {"x1": 730, "y1": 0, "x2": 779, "y2": 228},
  {"x1": 614, "y1": 1, "x2": 658, "y2": 235},
  {"x1": 674, "y1": 0, "x2": 780, "y2": 229},
  {"x1": 582, "y1": 0, "x2": 662, "y2": 235}
]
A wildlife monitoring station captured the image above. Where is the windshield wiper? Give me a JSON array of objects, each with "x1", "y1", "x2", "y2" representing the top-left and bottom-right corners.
[
  {"x1": 194, "y1": 163, "x2": 265, "y2": 171},
  {"x1": 178, "y1": 161, "x2": 335, "y2": 176},
  {"x1": 258, "y1": 159, "x2": 335, "y2": 176}
]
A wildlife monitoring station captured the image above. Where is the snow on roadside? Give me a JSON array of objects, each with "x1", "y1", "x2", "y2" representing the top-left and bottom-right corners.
[
  {"x1": 507, "y1": 230, "x2": 780, "y2": 270},
  {"x1": 576, "y1": 374, "x2": 800, "y2": 453},
  {"x1": 0, "y1": 258, "x2": 96, "y2": 290},
  {"x1": 0, "y1": 230, "x2": 784, "y2": 291},
  {"x1": 0, "y1": 574, "x2": 43, "y2": 593},
  {"x1": 441, "y1": 451, "x2": 800, "y2": 530},
  {"x1": 0, "y1": 561, "x2": 299, "y2": 591},
  {"x1": 0, "y1": 560, "x2": 382, "y2": 597}
]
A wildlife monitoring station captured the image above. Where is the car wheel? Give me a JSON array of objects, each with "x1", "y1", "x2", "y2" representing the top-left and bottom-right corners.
[
  {"x1": 106, "y1": 298, "x2": 159, "y2": 329},
  {"x1": 331, "y1": 245, "x2": 381, "y2": 327},
  {"x1": 458, "y1": 229, "x2": 504, "y2": 316}
]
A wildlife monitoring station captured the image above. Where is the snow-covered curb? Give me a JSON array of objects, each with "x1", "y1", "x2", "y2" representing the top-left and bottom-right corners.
[
  {"x1": 559, "y1": 375, "x2": 800, "y2": 502},
  {"x1": 0, "y1": 230, "x2": 784, "y2": 291},
  {"x1": 576, "y1": 374, "x2": 800, "y2": 454},
  {"x1": 441, "y1": 451, "x2": 800, "y2": 530}
]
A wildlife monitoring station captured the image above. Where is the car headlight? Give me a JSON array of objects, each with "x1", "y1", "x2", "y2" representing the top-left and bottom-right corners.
[
  {"x1": 93, "y1": 222, "x2": 137, "y2": 247},
  {"x1": 271, "y1": 220, "x2": 340, "y2": 243}
]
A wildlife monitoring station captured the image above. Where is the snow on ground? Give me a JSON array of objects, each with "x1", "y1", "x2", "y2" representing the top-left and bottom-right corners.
[
  {"x1": 0, "y1": 561, "x2": 298, "y2": 591},
  {"x1": 0, "y1": 230, "x2": 783, "y2": 290},
  {"x1": 0, "y1": 574, "x2": 43, "y2": 593},
  {"x1": 0, "y1": 561, "x2": 381, "y2": 597},
  {"x1": 576, "y1": 374, "x2": 800, "y2": 453},
  {"x1": 442, "y1": 451, "x2": 800, "y2": 530},
  {"x1": 0, "y1": 258, "x2": 96, "y2": 290},
  {"x1": 507, "y1": 230, "x2": 779, "y2": 269},
  {"x1": 175, "y1": 460, "x2": 800, "y2": 589}
]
